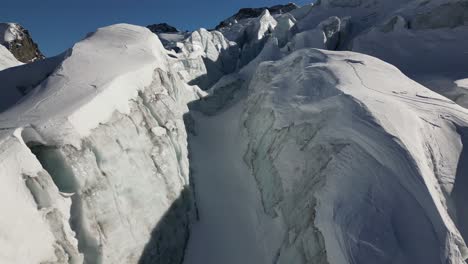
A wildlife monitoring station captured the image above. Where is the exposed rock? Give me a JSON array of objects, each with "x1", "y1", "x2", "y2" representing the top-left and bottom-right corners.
[
  {"x1": 0, "y1": 23, "x2": 44, "y2": 63},
  {"x1": 147, "y1": 23, "x2": 189, "y2": 53},
  {"x1": 147, "y1": 23, "x2": 180, "y2": 34}
]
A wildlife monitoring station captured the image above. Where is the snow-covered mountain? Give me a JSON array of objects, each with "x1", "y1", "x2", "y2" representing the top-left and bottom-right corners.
[{"x1": 1, "y1": 1, "x2": 468, "y2": 264}]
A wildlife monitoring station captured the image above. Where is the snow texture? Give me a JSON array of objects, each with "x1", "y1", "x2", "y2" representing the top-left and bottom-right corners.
[
  {"x1": 0, "y1": 24, "x2": 200, "y2": 264},
  {"x1": 2, "y1": 1, "x2": 468, "y2": 264},
  {"x1": 0, "y1": 44, "x2": 21, "y2": 70}
]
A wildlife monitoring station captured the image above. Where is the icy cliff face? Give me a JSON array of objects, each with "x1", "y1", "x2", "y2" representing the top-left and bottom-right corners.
[
  {"x1": 2, "y1": 1, "x2": 468, "y2": 264},
  {"x1": 0, "y1": 24, "x2": 199, "y2": 264},
  {"x1": 180, "y1": 1, "x2": 468, "y2": 263},
  {"x1": 0, "y1": 131, "x2": 82, "y2": 264},
  {"x1": 168, "y1": 28, "x2": 239, "y2": 90},
  {"x1": 252, "y1": 0, "x2": 468, "y2": 108},
  {"x1": 241, "y1": 49, "x2": 468, "y2": 264}
]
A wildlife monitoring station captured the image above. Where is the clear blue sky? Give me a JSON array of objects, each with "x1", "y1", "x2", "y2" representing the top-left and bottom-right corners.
[{"x1": 1, "y1": 0, "x2": 312, "y2": 57}]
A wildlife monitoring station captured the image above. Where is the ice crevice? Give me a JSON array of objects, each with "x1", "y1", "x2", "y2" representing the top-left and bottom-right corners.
[
  {"x1": 181, "y1": 46, "x2": 468, "y2": 264},
  {"x1": 3, "y1": 16, "x2": 468, "y2": 263},
  {"x1": 27, "y1": 142, "x2": 103, "y2": 264}
]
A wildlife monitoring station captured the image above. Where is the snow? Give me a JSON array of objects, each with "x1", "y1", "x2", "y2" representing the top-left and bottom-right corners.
[
  {"x1": 181, "y1": 4, "x2": 468, "y2": 262},
  {"x1": 456, "y1": 79, "x2": 468, "y2": 90},
  {"x1": 0, "y1": 23, "x2": 171, "y2": 147},
  {"x1": 0, "y1": 23, "x2": 23, "y2": 43},
  {"x1": 0, "y1": 23, "x2": 200, "y2": 263},
  {"x1": 0, "y1": 44, "x2": 21, "y2": 70},
  {"x1": 290, "y1": 0, "x2": 468, "y2": 108},
  {"x1": 0, "y1": 130, "x2": 82, "y2": 264},
  {"x1": 0, "y1": 54, "x2": 63, "y2": 112},
  {"x1": 1, "y1": 1, "x2": 468, "y2": 264},
  {"x1": 169, "y1": 28, "x2": 239, "y2": 89},
  {"x1": 184, "y1": 103, "x2": 284, "y2": 264},
  {"x1": 238, "y1": 47, "x2": 468, "y2": 263}
]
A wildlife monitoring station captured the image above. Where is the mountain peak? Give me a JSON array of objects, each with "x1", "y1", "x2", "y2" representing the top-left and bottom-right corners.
[
  {"x1": 215, "y1": 3, "x2": 299, "y2": 30},
  {"x1": 0, "y1": 23, "x2": 44, "y2": 63},
  {"x1": 147, "y1": 23, "x2": 180, "y2": 34}
]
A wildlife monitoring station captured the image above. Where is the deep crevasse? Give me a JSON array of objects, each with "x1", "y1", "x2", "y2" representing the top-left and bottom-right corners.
[{"x1": 183, "y1": 102, "x2": 283, "y2": 264}]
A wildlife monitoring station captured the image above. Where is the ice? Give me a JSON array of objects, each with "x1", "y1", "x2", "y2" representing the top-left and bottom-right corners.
[
  {"x1": 184, "y1": 44, "x2": 468, "y2": 264},
  {"x1": 0, "y1": 130, "x2": 82, "y2": 263},
  {"x1": 184, "y1": 103, "x2": 284, "y2": 264},
  {"x1": 1, "y1": 1, "x2": 468, "y2": 264},
  {"x1": 0, "y1": 24, "x2": 200, "y2": 263},
  {"x1": 170, "y1": 28, "x2": 239, "y2": 90}
]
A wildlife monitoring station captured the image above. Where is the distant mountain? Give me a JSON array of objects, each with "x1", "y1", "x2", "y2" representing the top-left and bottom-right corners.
[
  {"x1": 147, "y1": 23, "x2": 180, "y2": 34},
  {"x1": 215, "y1": 3, "x2": 299, "y2": 30}
]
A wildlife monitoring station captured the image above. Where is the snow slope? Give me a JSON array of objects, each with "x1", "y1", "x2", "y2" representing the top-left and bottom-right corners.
[
  {"x1": 184, "y1": 47, "x2": 468, "y2": 264},
  {"x1": 0, "y1": 45, "x2": 21, "y2": 70},
  {"x1": 212, "y1": 0, "x2": 468, "y2": 108},
  {"x1": 350, "y1": 0, "x2": 468, "y2": 106},
  {"x1": 180, "y1": 2, "x2": 468, "y2": 261},
  {"x1": 147, "y1": 1, "x2": 468, "y2": 263},
  {"x1": 242, "y1": 48, "x2": 468, "y2": 263}
]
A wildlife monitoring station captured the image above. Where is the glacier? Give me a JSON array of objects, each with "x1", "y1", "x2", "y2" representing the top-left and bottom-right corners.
[
  {"x1": 1, "y1": 0, "x2": 468, "y2": 264},
  {"x1": 0, "y1": 24, "x2": 200, "y2": 264}
]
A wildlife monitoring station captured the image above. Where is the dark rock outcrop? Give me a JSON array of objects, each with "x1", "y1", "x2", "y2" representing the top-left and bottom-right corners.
[
  {"x1": 0, "y1": 23, "x2": 44, "y2": 63},
  {"x1": 147, "y1": 23, "x2": 180, "y2": 34}
]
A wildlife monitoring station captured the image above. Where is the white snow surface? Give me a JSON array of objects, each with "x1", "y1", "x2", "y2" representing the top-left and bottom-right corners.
[
  {"x1": 260, "y1": 0, "x2": 468, "y2": 108},
  {"x1": 0, "y1": 131, "x2": 82, "y2": 264},
  {"x1": 0, "y1": 23, "x2": 23, "y2": 44},
  {"x1": 0, "y1": 45, "x2": 21, "y2": 70},
  {"x1": 0, "y1": 24, "x2": 174, "y2": 146},
  {"x1": 184, "y1": 103, "x2": 283, "y2": 264},
  {"x1": 1, "y1": 1, "x2": 468, "y2": 264},
  {"x1": 0, "y1": 23, "x2": 200, "y2": 264},
  {"x1": 242, "y1": 48, "x2": 468, "y2": 263},
  {"x1": 169, "y1": 28, "x2": 239, "y2": 89},
  {"x1": 184, "y1": 47, "x2": 468, "y2": 264}
]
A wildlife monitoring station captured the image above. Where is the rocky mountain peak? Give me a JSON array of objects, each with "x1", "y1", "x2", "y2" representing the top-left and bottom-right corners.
[
  {"x1": 147, "y1": 23, "x2": 180, "y2": 34},
  {"x1": 0, "y1": 23, "x2": 44, "y2": 63},
  {"x1": 215, "y1": 3, "x2": 299, "y2": 30}
]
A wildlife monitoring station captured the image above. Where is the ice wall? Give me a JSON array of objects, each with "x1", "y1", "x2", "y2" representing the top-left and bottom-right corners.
[
  {"x1": 0, "y1": 131, "x2": 82, "y2": 263},
  {"x1": 240, "y1": 49, "x2": 468, "y2": 264},
  {"x1": 0, "y1": 24, "x2": 199, "y2": 264}
]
